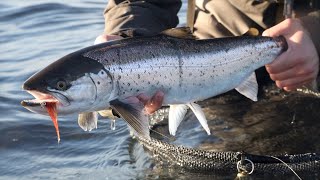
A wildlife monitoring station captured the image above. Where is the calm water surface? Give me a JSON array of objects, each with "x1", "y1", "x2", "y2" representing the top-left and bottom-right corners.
[{"x1": 0, "y1": 0, "x2": 319, "y2": 179}]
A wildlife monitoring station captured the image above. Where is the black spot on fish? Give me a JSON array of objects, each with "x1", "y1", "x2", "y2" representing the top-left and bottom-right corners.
[
  {"x1": 137, "y1": 74, "x2": 140, "y2": 79},
  {"x1": 127, "y1": 83, "x2": 130, "y2": 86},
  {"x1": 97, "y1": 81, "x2": 100, "y2": 85}
]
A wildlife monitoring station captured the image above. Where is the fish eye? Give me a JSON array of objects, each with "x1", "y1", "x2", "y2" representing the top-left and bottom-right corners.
[{"x1": 56, "y1": 80, "x2": 67, "y2": 91}]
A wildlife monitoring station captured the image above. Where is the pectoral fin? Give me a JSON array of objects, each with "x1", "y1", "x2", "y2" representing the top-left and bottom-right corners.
[
  {"x1": 187, "y1": 103, "x2": 211, "y2": 135},
  {"x1": 110, "y1": 98, "x2": 150, "y2": 139},
  {"x1": 78, "y1": 112, "x2": 98, "y2": 131},
  {"x1": 169, "y1": 104, "x2": 188, "y2": 136},
  {"x1": 235, "y1": 72, "x2": 258, "y2": 101}
]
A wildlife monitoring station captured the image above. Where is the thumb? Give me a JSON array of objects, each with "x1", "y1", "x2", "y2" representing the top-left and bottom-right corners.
[
  {"x1": 262, "y1": 19, "x2": 294, "y2": 37},
  {"x1": 94, "y1": 34, "x2": 123, "y2": 45}
]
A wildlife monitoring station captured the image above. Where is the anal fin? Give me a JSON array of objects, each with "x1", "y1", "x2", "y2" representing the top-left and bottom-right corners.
[
  {"x1": 235, "y1": 72, "x2": 258, "y2": 101},
  {"x1": 187, "y1": 103, "x2": 211, "y2": 135},
  {"x1": 169, "y1": 104, "x2": 188, "y2": 136}
]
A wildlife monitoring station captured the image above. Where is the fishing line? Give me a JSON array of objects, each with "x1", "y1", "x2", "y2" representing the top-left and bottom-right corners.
[{"x1": 268, "y1": 155, "x2": 302, "y2": 180}]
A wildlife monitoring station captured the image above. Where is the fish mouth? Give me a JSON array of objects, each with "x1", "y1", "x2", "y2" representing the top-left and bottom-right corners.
[{"x1": 21, "y1": 90, "x2": 67, "y2": 108}]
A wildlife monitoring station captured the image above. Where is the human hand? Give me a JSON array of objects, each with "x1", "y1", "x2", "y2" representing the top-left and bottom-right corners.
[
  {"x1": 94, "y1": 34, "x2": 123, "y2": 44},
  {"x1": 262, "y1": 19, "x2": 319, "y2": 91}
]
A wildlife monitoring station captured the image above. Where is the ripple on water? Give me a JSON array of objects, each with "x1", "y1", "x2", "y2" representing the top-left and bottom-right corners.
[{"x1": 0, "y1": 0, "x2": 319, "y2": 179}]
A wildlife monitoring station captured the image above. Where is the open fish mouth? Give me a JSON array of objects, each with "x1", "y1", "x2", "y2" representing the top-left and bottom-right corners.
[{"x1": 21, "y1": 90, "x2": 60, "y2": 107}]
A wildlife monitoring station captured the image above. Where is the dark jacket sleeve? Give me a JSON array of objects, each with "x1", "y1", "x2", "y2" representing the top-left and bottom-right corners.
[
  {"x1": 299, "y1": 10, "x2": 320, "y2": 56},
  {"x1": 103, "y1": 0, "x2": 182, "y2": 37}
]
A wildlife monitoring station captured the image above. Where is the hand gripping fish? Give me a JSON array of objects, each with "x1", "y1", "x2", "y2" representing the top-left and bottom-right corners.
[{"x1": 21, "y1": 28, "x2": 287, "y2": 140}]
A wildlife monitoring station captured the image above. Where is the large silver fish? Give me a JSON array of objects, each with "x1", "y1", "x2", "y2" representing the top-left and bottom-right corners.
[{"x1": 21, "y1": 29, "x2": 287, "y2": 136}]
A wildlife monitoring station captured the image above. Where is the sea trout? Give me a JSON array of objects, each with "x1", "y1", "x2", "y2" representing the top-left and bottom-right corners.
[{"x1": 21, "y1": 28, "x2": 287, "y2": 140}]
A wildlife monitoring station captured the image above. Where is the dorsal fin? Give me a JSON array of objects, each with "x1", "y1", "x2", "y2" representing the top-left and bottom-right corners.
[{"x1": 161, "y1": 27, "x2": 197, "y2": 39}]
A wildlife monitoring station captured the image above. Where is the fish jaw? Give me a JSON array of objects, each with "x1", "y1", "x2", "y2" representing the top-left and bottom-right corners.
[{"x1": 21, "y1": 90, "x2": 61, "y2": 115}]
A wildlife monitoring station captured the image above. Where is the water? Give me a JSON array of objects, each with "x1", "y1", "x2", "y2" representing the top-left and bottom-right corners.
[{"x1": 0, "y1": 0, "x2": 319, "y2": 179}]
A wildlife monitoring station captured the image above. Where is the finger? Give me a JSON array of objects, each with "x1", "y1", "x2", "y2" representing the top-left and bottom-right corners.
[
  {"x1": 94, "y1": 35, "x2": 123, "y2": 45},
  {"x1": 94, "y1": 35, "x2": 108, "y2": 45},
  {"x1": 269, "y1": 63, "x2": 314, "y2": 81},
  {"x1": 265, "y1": 52, "x2": 301, "y2": 74},
  {"x1": 283, "y1": 78, "x2": 316, "y2": 91},
  {"x1": 275, "y1": 73, "x2": 315, "y2": 88},
  {"x1": 262, "y1": 19, "x2": 296, "y2": 37},
  {"x1": 106, "y1": 35, "x2": 123, "y2": 41}
]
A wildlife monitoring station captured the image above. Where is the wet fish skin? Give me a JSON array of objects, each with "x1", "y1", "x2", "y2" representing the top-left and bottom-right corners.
[
  {"x1": 21, "y1": 34, "x2": 287, "y2": 135},
  {"x1": 84, "y1": 35, "x2": 286, "y2": 135},
  {"x1": 83, "y1": 35, "x2": 286, "y2": 104}
]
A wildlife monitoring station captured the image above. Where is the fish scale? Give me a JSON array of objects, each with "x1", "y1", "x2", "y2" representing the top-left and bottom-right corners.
[
  {"x1": 21, "y1": 32, "x2": 287, "y2": 138},
  {"x1": 83, "y1": 35, "x2": 285, "y2": 104}
]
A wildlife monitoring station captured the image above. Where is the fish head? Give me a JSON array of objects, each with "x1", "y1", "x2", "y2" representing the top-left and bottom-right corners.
[{"x1": 21, "y1": 51, "x2": 114, "y2": 115}]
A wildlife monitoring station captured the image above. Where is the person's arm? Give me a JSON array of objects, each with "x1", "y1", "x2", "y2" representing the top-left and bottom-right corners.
[
  {"x1": 103, "y1": 0, "x2": 181, "y2": 37},
  {"x1": 262, "y1": 11, "x2": 320, "y2": 91},
  {"x1": 299, "y1": 11, "x2": 320, "y2": 55}
]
